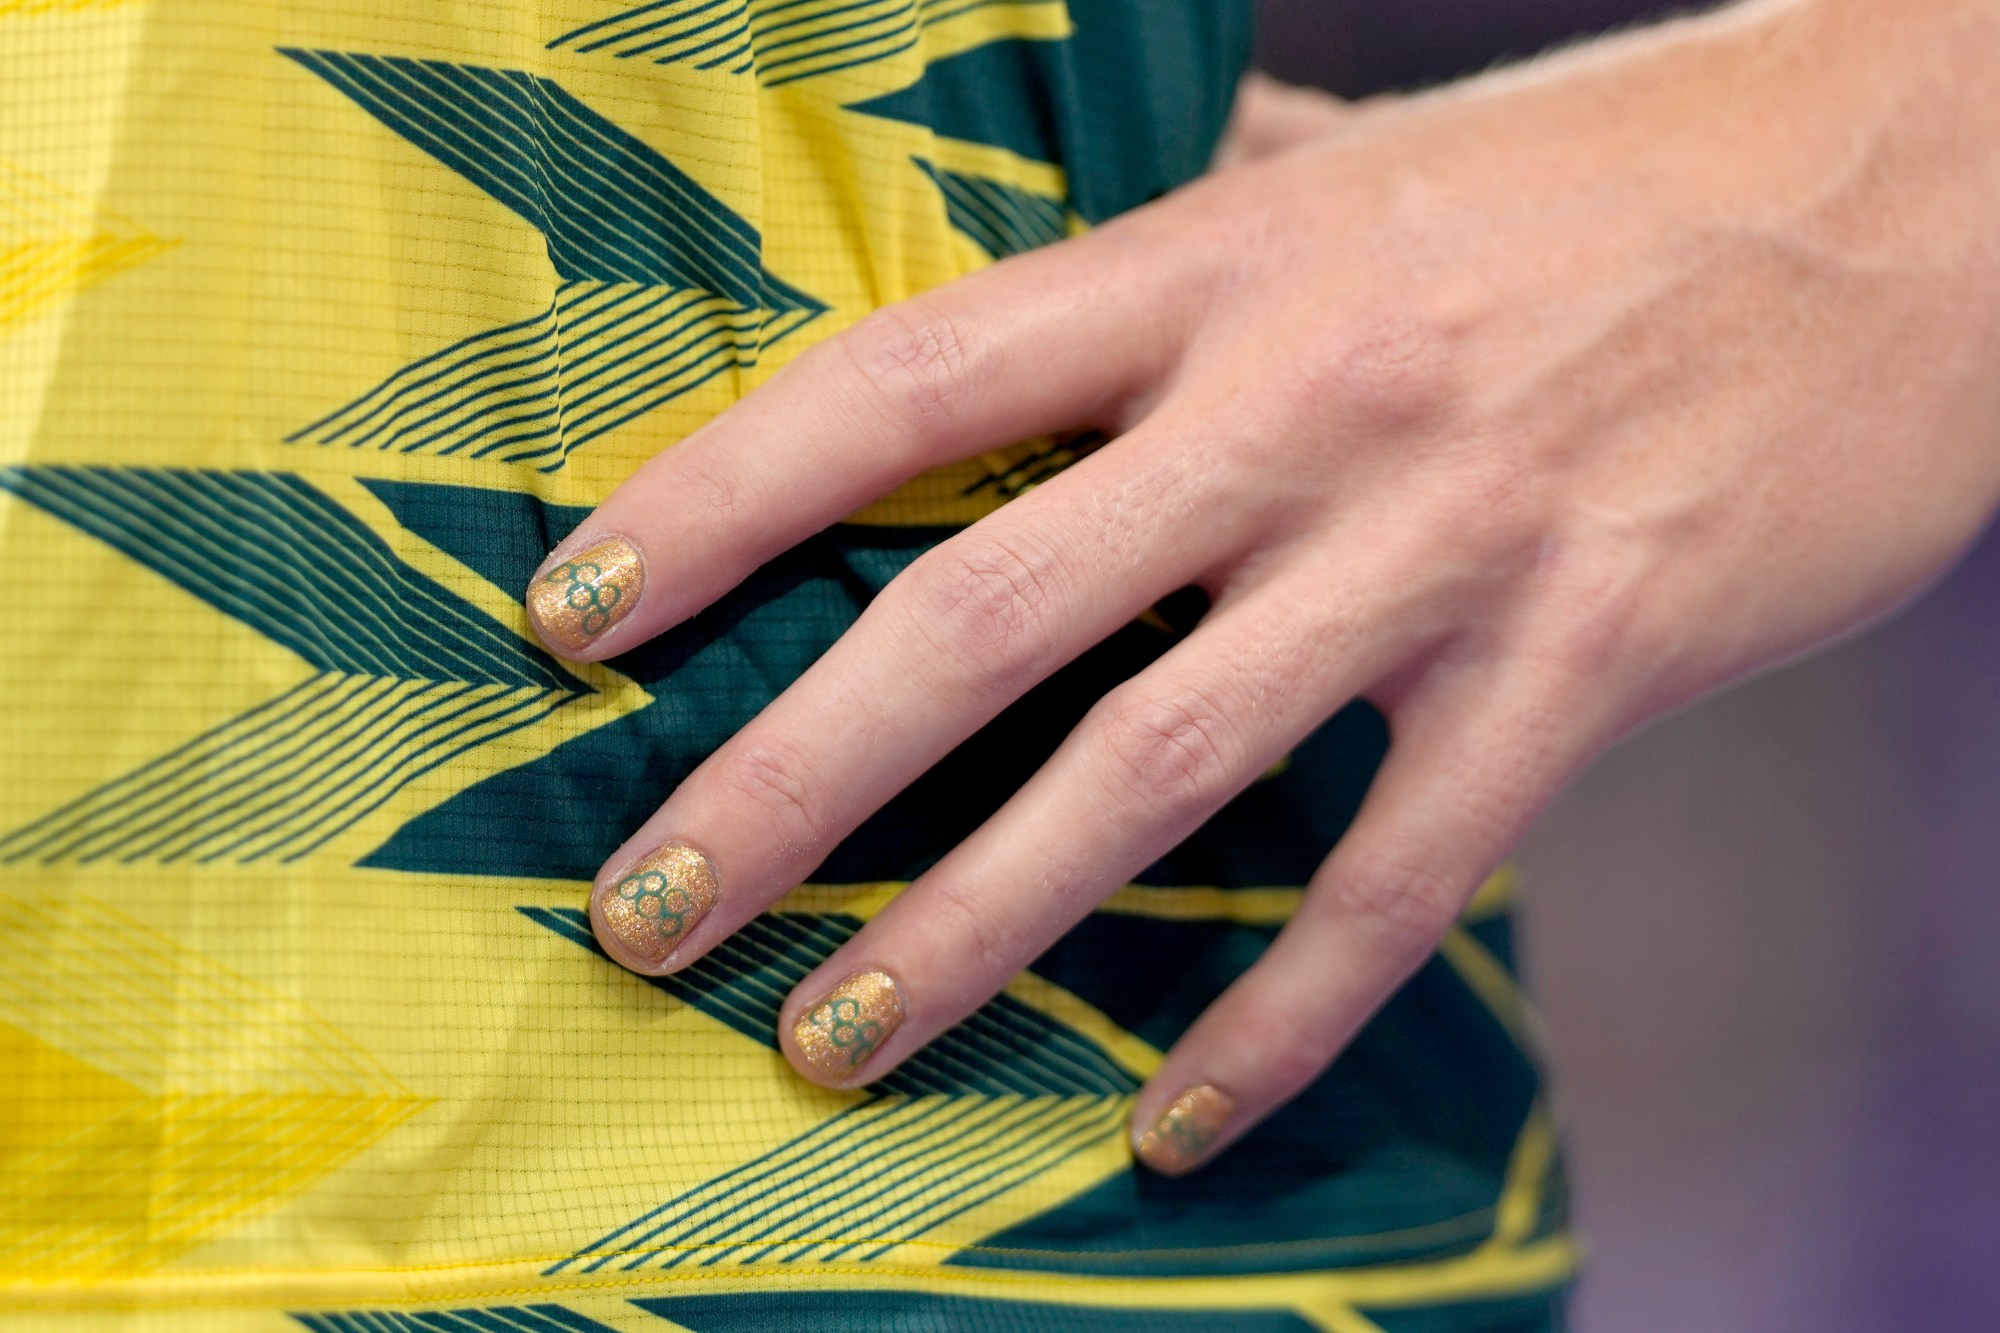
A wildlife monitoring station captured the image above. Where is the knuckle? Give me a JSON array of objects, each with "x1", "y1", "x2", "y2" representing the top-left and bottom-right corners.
[
  {"x1": 1329, "y1": 846, "x2": 1463, "y2": 957},
  {"x1": 1429, "y1": 458, "x2": 1551, "y2": 571},
  {"x1": 902, "y1": 534, "x2": 1064, "y2": 691},
  {"x1": 714, "y1": 735, "x2": 831, "y2": 855},
  {"x1": 1293, "y1": 307, "x2": 1458, "y2": 437},
  {"x1": 1095, "y1": 686, "x2": 1240, "y2": 821},
  {"x1": 841, "y1": 300, "x2": 981, "y2": 437}
]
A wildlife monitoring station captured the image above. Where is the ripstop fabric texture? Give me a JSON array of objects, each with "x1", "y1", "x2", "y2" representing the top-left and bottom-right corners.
[{"x1": 0, "y1": 2, "x2": 1574, "y2": 1328}]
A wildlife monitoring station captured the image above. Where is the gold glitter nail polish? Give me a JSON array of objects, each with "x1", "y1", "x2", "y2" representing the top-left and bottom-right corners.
[
  {"x1": 792, "y1": 970, "x2": 903, "y2": 1080},
  {"x1": 1134, "y1": 1084, "x2": 1236, "y2": 1176},
  {"x1": 595, "y1": 842, "x2": 719, "y2": 972},
  {"x1": 527, "y1": 535, "x2": 642, "y2": 653}
]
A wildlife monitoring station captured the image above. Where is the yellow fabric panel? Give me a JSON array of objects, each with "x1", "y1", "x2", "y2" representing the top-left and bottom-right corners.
[{"x1": 0, "y1": 0, "x2": 1572, "y2": 1326}]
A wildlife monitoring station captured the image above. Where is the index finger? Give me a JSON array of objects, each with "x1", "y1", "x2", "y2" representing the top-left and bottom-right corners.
[{"x1": 525, "y1": 220, "x2": 1203, "y2": 660}]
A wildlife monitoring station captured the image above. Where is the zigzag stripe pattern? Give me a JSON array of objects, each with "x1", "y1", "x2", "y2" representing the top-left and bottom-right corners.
[
  {"x1": 0, "y1": 674, "x2": 571, "y2": 864},
  {"x1": 1, "y1": 159, "x2": 171, "y2": 336},
  {"x1": 528, "y1": 904, "x2": 1137, "y2": 1273},
  {"x1": 914, "y1": 158, "x2": 1065, "y2": 259},
  {"x1": 556, "y1": 1093, "x2": 1129, "y2": 1271},
  {"x1": 1, "y1": 894, "x2": 429, "y2": 1277},
  {"x1": 0, "y1": 0, "x2": 138, "y2": 14},
  {"x1": 0, "y1": 467, "x2": 583, "y2": 865},
  {"x1": 551, "y1": 0, "x2": 761, "y2": 74},
  {"x1": 551, "y1": 0, "x2": 1057, "y2": 87},
  {"x1": 0, "y1": 894, "x2": 416, "y2": 1096},
  {"x1": 280, "y1": 50, "x2": 817, "y2": 305},
  {"x1": 281, "y1": 51, "x2": 823, "y2": 467},
  {"x1": 522, "y1": 906, "x2": 1139, "y2": 1098},
  {"x1": 291, "y1": 1306, "x2": 616, "y2": 1333},
  {"x1": 6, "y1": 1089, "x2": 426, "y2": 1274},
  {"x1": 0, "y1": 235, "x2": 167, "y2": 335},
  {"x1": 631, "y1": 1291, "x2": 1327, "y2": 1330},
  {"x1": 0, "y1": 467, "x2": 574, "y2": 688},
  {"x1": 287, "y1": 281, "x2": 817, "y2": 467}
]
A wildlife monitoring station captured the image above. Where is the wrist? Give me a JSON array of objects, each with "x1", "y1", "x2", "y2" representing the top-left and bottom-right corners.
[
  {"x1": 1614, "y1": 0, "x2": 2000, "y2": 307},
  {"x1": 1773, "y1": 0, "x2": 2000, "y2": 294}
]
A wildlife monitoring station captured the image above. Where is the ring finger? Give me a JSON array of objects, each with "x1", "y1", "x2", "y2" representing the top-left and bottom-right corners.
[{"x1": 771, "y1": 544, "x2": 1448, "y2": 1088}]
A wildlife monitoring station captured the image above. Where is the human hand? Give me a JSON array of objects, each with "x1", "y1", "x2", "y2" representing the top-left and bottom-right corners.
[
  {"x1": 528, "y1": 0, "x2": 2000, "y2": 1173},
  {"x1": 1212, "y1": 71, "x2": 1356, "y2": 171}
]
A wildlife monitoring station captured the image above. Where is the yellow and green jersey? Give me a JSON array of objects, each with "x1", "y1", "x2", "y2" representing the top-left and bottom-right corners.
[{"x1": 0, "y1": 1, "x2": 1575, "y2": 1328}]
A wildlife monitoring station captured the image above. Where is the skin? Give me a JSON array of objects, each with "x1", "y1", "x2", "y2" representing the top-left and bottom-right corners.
[{"x1": 531, "y1": 0, "x2": 2000, "y2": 1168}]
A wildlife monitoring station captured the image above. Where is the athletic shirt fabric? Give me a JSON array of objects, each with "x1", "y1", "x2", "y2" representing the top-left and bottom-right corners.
[{"x1": 0, "y1": 2, "x2": 1575, "y2": 1328}]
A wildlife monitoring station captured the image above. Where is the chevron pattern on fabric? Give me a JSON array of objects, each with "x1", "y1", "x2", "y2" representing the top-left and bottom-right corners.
[
  {"x1": 280, "y1": 51, "x2": 816, "y2": 303},
  {"x1": 522, "y1": 906, "x2": 1139, "y2": 1099},
  {"x1": 286, "y1": 282, "x2": 816, "y2": 467},
  {"x1": 0, "y1": 158, "x2": 170, "y2": 337},
  {"x1": 526, "y1": 903, "x2": 1140, "y2": 1272},
  {"x1": 290, "y1": 1305, "x2": 617, "y2": 1333},
  {"x1": 0, "y1": 468, "x2": 574, "y2": 688},
  {"x1": 278, "y1": 50, "x2": 823, "y2": 468},
  {"x1": 0, "y1": 894, "x2": 428, "y2": 1281},
  {"x1": 0, "y1": 0, "x2": 138, "y2": 14},
  {"x1": 632, "y1": 1291, "x2": 1322, "y2": 1332},
  {"x1": 1, "y1": 674, "x2": 573, "y2": 865},
  {"x1": 0, "y1": 468, "x2": 584, "y2": 865},
  {"x1": 555, "y1": 1093, "x2": 1129, "y2": 1272},
  {"x1": 913, "y1": 157, "x2": 1065, "y2": 258},
  {"x1": 550, "y1": 0, "x2": 1063, "y2": 87}
]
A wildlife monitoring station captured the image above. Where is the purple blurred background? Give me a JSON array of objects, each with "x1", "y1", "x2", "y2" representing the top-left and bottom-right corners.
[{"x1": 1249, "y1": 3, "x2": 2000, "y2": 1329}]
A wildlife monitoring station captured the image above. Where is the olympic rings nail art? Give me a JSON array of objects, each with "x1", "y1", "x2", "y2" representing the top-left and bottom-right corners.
[
  {"x1": 595, "y1": 842, "x2": 720, "y2": 971},
  {"x1": 793, "y1": 970, "x2": 903, "y2": 1080},
  {"x1": 1134, "y1": 1084, "x2": 1236, "y2": 1175},
  {"x1": 528, "y1": 536, "x2": 642, "y2": 652}
]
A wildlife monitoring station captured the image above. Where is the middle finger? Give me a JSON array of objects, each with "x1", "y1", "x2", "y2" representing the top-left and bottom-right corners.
[{"x1": 587, "y1": 421, "x2": 1250, "y2": 974}]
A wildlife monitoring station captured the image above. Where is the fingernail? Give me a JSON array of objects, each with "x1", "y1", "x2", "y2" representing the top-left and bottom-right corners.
[
  {"x1": 528, "y1": 535, "x2": 642, "y2": 653},
  {"x1": 1134, "y1": 1084, "x2": 1236, "y2": 1175},
  {"x1": 594, "y1": 842, "x2": 720, "y2": 972},
  {"x1": 792, "y1": 970, "x2": 903, "y2": 1081}
]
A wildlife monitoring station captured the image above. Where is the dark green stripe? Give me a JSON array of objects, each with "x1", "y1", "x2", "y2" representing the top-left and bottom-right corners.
[
  {"x1": 0, "y1": 468, "x2": 572, "y2": 687},
  {"x1": 281, "y1": 50, "x2": 818, "y2": 310}
]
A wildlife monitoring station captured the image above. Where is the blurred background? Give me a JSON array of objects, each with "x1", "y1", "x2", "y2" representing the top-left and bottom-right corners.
[{"x1": 1249, "y1": 3, "x2": 2000, "y2": 1330}]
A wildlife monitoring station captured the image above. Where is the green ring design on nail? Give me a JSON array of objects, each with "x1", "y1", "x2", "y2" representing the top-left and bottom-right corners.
[
  {"x1": 615, "y1": 868, "x2": 694, "y2": 941},
  {"x1": 548, "y1": 558, "x2": 623, "y2": 637},
  {"x1": 811, "y1": 996, "x2": 882, "y2": 1066},
  {"x1": 1158, "y1": 1109, "x2": 1217, "y2": 1158}
]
